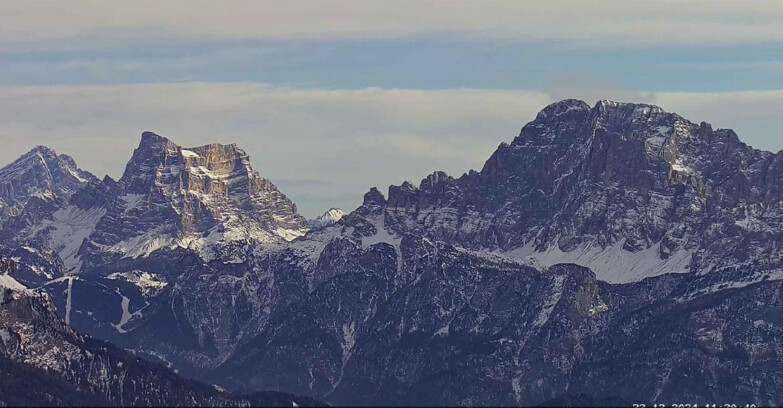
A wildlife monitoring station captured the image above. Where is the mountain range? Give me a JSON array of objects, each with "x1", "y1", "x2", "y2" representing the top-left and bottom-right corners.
[
  {"x1": 1, "y1": 99, "x2": 781, "y2": 406},
  {"x1": 0, "y1": 257, "x2": 323, "y2": 406}
]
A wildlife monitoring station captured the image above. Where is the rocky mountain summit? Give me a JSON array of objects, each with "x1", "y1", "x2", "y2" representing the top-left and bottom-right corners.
[
  {"x1": 378, "y1": 99, "x2": 783, "y2": 283},
  {"x1": 81, "y1": 131, "x2": 307, "y2": 269},
  {"x1": 0, "y1": 146, "x2": 97, "y2": 222},
  {"x1": 1, "y1": 100, "x2": 781, "y2": 406}
]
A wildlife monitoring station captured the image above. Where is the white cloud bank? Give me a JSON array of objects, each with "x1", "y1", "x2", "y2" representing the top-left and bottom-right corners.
[
  {"x1": 0, "y1": 82, "x2": 781, "y2": 216},
  {"x1": 2, "y1": 1, "x2": 783, "y2": 49}
]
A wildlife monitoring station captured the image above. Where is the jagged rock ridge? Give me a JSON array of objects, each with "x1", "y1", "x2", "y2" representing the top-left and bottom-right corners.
[{"x1": 377, "y1": 99, "x2": 783, "y2": 283}]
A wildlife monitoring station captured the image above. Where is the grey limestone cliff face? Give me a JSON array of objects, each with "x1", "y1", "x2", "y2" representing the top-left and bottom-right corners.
[
  {"x1": 117, "y1": 132, "x2": 305, "y2": 238},
  {"x1": 199, "y1": 100, "x2": 782, "y2": 405},
  {"x1": 84, "y1": 132, "x2": 307, "y2": 266}
]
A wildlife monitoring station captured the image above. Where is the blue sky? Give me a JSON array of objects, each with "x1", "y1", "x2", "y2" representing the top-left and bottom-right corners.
[{"x1": 1, "y1": 1, "x2": 782, "y2": 217}]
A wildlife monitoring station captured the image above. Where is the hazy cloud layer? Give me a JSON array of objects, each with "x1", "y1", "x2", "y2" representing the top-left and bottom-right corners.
[
  {"x1": 2, "y1": 1, "x2": 783, "y2": 48},
  {"x1": 1, "y1": 83, "x2": 781, "y2": 217},
  {"x1": 4, "y1": 38, "x2": 781, "y2": 94}
]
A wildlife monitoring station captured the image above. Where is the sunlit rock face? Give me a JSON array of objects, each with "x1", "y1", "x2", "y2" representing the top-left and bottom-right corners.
[{"x1": 84, "y1": 131, "x2": 307, "y2": 266}]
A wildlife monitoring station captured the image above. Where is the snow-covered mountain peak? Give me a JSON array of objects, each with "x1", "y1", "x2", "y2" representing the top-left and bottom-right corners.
[
  {"x1": 307, "y1": 207, "x2": 347, "y2": 229},
  {"x1": 324, "y1": 207, "x2": 346, "y2": 220},
  {"x1": 0, "y1": 132, "x2": 309, "y2": 280},
  {"x1": 0, "y1": 145, "x2": 96, "y2": 219},
  {"x1": 1, "y1": 145, "x2": 93, "y2": 186}
]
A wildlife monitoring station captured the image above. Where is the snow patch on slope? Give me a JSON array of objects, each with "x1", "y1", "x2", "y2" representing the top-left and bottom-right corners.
[
  {"x1": 180, "y1": 149, "x2": 201, "y2": 159},
  {"x1": 65, "y1": 277, "x2": 74, "y2": 325},
  {"x1": 533, "y1": 274, "x2": 564, "y2": 328},
  {"x1": 106, "y1": 270, "x2": 168, "y2": 297},
  {"x1": 502, "y1": 240, "x2": 693, "y2": 284},
  {"x1": 113, "y1": 289, "x2": 132, "y2": 333},
  {"x1": 103, "y1": 227, "x2": 176, "y2": 259},
  {"x1": 361, "y1": 215, "x2": 404, "y2": 277},
  {"x1": 361, "y1": 216, "x2": 401, "y2": 249},
  {"x1": 22, "y1": 205, "x2": 106, "y2": 273},
  {"x1": 275, "y1": 227, "x2": 307, "y2": 242},
  {"x1": 680, "y1": 269, "x2": 783, "y2": 301},
  {"x1": 341, "y1": 321, "x2": 356, "y2": 365},
  {"x1": 121, "y1": 193, "x2": 146, "y2": 213},
  {"x1": 285, "y1": 224, "x2": 345, "y2": 268},
  {"x1": 0, "y1": 274, "x2": 29, "y2": 293}
]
